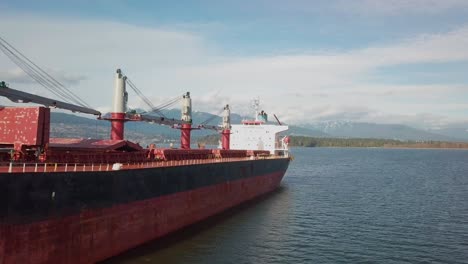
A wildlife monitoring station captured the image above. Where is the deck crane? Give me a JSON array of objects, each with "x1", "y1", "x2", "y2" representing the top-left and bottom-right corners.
[
  {"x1": 120, "y1": 70, "x2": 232, "y2": 149},
  {"x1": 1, "y1": 69, "x2": 232, "y2": 151},
  {"x1": 126, "y1": 102, "x2": 232, "y2": 150},
  {"x1": 107, "y1": 70, "x2": 192, "y2": 147},
  {"x1": 0, "y1": 81, "x2": 101, "y2": 116},
  {"x1": 197, "y1": 104, "x2": 231, "y2": 149},
  {"x1": 0, "y1": 35, "x2": 231, "y2": 150}
]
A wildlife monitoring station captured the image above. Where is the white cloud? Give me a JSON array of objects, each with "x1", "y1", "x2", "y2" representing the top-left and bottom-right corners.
[
  {"x1": 0, "y1": 67, "x2": 86, "y2": 85},
  {"x1": 0, "y1": 68, "x2": 34, "y2": 83},
  {"x1": 337, "y1": 0, "x2": 468, "y2": 15},
  {"x1": 356, "y1": 26, "x2": 468, "y2": 64},
  {"x1": 1, "y1": 13, "x2": 468, "y2": 128}
]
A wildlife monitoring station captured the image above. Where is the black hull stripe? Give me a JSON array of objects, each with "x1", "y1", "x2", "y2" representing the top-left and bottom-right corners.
[{"x1": 0, "y1": 158, "x2": 290, "y2": 224}]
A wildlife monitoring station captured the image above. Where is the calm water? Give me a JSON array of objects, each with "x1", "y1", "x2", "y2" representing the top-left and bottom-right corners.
[{"x1": 106, "y1": 148, "x2": 468, "y2": 264}]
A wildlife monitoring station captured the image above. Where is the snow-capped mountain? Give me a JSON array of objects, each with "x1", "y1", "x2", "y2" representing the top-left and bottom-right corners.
[{"x1": 304, "y1": 121, "x2": 463, "y2": 141}]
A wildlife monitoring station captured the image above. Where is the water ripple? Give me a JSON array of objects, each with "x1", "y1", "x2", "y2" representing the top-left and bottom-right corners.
[{"x1": 106, "y1": 148, "x2": 468, "y2": 264}]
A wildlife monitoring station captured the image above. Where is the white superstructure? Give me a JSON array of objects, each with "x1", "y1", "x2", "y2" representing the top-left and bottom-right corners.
[{"x1": 229, "y1": 100, "x2": 289, "y2": 155}]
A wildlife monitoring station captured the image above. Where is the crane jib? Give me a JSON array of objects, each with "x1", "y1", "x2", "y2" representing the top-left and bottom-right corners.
[{"x1": 0, "y1": 84, "x2": 101, "y2": 116}]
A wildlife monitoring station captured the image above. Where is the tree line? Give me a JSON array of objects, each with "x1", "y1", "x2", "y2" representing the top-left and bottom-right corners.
[
  {"x1": 198, "y1": 134, "x2": 468, "y2": 149},
  {"x1": 288, "y1": 136, "x2": 468, "y2": 148}
]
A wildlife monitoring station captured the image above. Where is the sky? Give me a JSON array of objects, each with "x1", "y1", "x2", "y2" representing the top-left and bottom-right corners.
[{"x1": 1, "y1": 0, "x2": 468, "y2": 129}]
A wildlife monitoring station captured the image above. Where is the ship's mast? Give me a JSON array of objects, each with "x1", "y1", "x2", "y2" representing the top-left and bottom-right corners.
[
  {"x1": 180, "y1": 92, "x2": 192, "y2": 149},
  {"x1": 221, "y1": 104, "x2": 231, "y2": 150},
  {"x1": 109, "y1": 69, "x2": 128, "y2": 140},
  {"x1": 253, "y1": 98, "x2": 260, "y2": 122}
]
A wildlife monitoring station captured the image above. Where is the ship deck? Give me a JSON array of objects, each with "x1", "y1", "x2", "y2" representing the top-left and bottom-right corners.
[{"x1": 0, "y1": 156, "x2": 287, "y2": 174}]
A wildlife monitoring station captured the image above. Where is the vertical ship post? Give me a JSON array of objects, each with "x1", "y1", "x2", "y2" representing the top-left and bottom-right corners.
[{"x1": 110, "y1": 69, "x2": 128, "y2": 140}]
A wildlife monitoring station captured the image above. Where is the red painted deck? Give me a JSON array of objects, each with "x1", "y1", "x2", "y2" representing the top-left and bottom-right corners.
[{"x1": 0, "y1": 170, "x2": 285, "y2": 264}]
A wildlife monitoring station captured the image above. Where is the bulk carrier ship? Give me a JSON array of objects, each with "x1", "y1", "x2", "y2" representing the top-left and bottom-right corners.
[{"x1": 0, "y1": 62, "x2": 291, "y2": 262}]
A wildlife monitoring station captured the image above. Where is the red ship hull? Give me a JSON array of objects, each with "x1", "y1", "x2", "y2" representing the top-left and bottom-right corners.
[{"x1": 0, "y1": 169, "x2": 286, "y2": 264}]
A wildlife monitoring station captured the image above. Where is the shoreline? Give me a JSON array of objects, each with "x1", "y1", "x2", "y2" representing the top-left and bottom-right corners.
[{"x1": 289, "y1": 145, "x2": 468, "y2": 150}]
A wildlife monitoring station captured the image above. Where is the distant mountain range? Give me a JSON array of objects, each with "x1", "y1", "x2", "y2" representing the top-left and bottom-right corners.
[
  {"x1": 426, "y1": 123, "x2": 468, "y2": 141},
  {"x1": 49, "y1": 111, "x2": 468, "y2": 144},
  {"x1": 305, "y1": 121, "x2": 467, "y2": 142}
]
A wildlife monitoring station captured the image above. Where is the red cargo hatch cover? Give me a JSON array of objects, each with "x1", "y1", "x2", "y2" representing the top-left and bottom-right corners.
[{"x1": 49, "y1": 138, "x2": 143, "y2": 151}]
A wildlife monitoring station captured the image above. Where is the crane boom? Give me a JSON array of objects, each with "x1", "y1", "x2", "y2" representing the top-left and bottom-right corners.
[
  {"x1": 126, "y1": 113, "x2": 225, "y2": 131},
  {"x1": 0, "y1": 81, "x2": 101, "y2": 116},
  {"x1": 198, "y1": 124, "x2": 221, "y2": 131},
  {"x1": 126, "y1": 113, "x2": 185, "y2": 127}
]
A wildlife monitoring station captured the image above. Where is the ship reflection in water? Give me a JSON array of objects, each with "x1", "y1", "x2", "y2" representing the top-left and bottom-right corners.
[{"x1": 104, "y1": 186, "x2": 293, "y2": 264}]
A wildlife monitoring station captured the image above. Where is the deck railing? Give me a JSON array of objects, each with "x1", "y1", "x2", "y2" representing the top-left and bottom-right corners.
[{"x1": 0, "y1": 155, "x2": 285, "y2": 174}]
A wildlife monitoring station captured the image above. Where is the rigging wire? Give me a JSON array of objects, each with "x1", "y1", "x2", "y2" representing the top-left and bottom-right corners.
[
  {"x1": 125, "y1": 78, "x2": 167, "y2": 117},
  {"x1": 126, "y1": 79, "x2": 154, "y2": 109},
  {"x1": 0, "y1": 43, "x2": 73, "y2": 103},
  {"x1": 200, "y1": 107, "x2": 224, "y2": 125},
  {"x1": 0, "y1": 36, "x2": 90, "y2": 107},
  {"x1": 0, "y1": 36, "x2": 91, "y2": 108},
  {"x1": 124, "y1": 73, "x2": 182, "y2": 117},
  {"x1": 148, "y1": 95, "x2": 181, "y2": 114}
]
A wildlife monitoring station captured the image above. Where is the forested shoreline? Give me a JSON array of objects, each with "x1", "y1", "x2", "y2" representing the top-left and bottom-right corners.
[
  {"x1": 198, "y1": 135, "x2": 468, "y2": 149},
  {"x1": 289, "y1": 136, "x2": 468, "y2": 148}
]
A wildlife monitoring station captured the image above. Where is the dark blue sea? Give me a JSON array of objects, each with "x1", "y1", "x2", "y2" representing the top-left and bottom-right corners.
[{"x1": 106, "y1": 148, "x2": 468, "y2": 263}]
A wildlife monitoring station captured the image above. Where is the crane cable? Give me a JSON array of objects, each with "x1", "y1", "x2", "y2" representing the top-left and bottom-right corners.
[
  {"x1": 0, "y1": 42, "x2": 74, "y2": 104},
  {"x1": 149, "y1": 95, "x2": 181, "y2": 114},
  {"x1": 200, "y1": 107, "x2": 224, "y2": 125},
  {"x1": 124, "y1": 74, "x2": 182, "y2": 117},
  {"x1": 0, "y1": 37, "x2": 91, "y2": 108},
  {"x1": 0, "y1": 36, "x2": 91, "y2": 108},
  {"x1": 125, "y1": 78, "x2": 165, "y2": 116}
]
